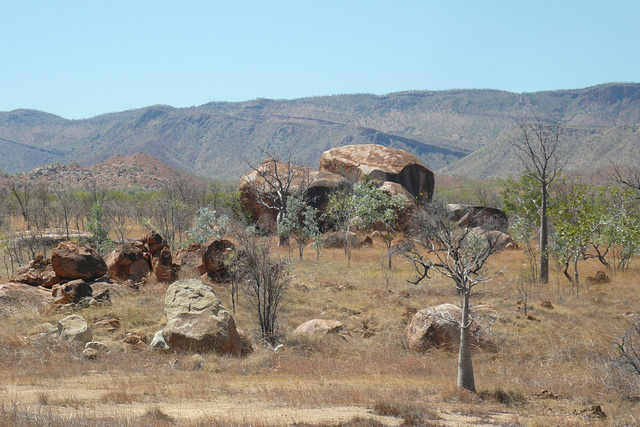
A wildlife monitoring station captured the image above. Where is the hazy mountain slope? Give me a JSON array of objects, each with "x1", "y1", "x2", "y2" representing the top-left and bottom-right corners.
[
  {"x1": 0, "y1": 137, "x2": 66, "y2": 174},
  {"x1": 1, "y1": 83, "x2": 639, "y2": 179}
]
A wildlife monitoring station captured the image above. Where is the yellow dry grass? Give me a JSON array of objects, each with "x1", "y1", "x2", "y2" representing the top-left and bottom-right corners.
[{"x1": 1, "y1": 236, "x2": 639, "y2": 425}]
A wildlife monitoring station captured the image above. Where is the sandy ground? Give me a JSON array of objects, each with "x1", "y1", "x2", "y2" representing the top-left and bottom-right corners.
[{"x1": 0, "y1": 372, "x2": 590, "y2": 426}]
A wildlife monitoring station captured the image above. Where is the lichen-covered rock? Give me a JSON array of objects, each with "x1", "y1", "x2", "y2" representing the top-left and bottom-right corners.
[
  {"x1": 160, "y1": 279, "x2": 242, "y2": 356},
  {"x1": 293, "y1": 319, "x2": 344, "y2": 336},
  {"x1": 51, "y1": 241, "x2": 107, "y2": 281},
  {"x1": 57, "y1": 314, "x2": 92, "y2": 344},
  {"x1": 320, "y1": 144, "x2": 434, "y2": 201}
]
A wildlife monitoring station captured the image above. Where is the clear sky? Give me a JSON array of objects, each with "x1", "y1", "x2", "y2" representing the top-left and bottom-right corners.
[{"x1": 1, "y1": 1, "x2": 638, "y2": 120}]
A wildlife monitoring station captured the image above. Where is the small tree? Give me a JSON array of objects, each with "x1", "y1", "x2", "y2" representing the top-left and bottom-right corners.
[
  {"x1": 86, "y1": 201, "x2": 111, "y2": 255},
  {"x1": 232, "y1": 230, "x2": 288, "y2": 343},
  {"x1": 278, "y1": 194, "x2": 320, "y2": 260},
  {"x1": 188, "y1": 207, "x2": 230, "y2": 244},
  {"x1": 325, "y1": 179, "x2": 407, "y2": 267},
  {"x1": 406, "y1": 202, "x2": 503, "y2": 392}
]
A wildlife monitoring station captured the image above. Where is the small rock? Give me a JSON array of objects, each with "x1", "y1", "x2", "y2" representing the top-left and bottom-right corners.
[
  {"x1": 150, "y1": 330, "x2": 170, "y2": 350},
  {"x1": 57, "y1": 314, "x2": 92, "y2": 344},
  {"x1": 293, "y1": 319, "x2": 344, "y2": 336},
  {"x1": 83, "y1": 347, "x2": 99, "y2": 360}
]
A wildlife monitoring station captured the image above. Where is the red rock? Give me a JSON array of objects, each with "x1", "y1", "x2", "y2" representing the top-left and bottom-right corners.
[
  {"x1": 51, "y1": 241, "x2": 107, "y2": 281},
  {"x1": 10, "y1": 255, "x2": 59, "y2": 288},
  {"x1": 104, "y1": 243, "x2": 151, "y2": 282}
]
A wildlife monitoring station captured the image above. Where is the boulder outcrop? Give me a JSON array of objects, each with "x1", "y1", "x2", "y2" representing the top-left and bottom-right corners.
[
  {"x1": 239, "y1": 159, "x2": 346, "y2": 226},
  {"x1": 319, "y1": 144, "x2": 434, "y2": 201}
]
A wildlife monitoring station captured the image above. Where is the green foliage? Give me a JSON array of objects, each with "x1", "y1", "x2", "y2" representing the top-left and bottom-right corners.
[
  {"x1": 187, "y1": 207, "x2": 229, "y2": 244},
  {"x1": 278, "y1": 194, "x2": 320, "y2": 260},
  {"x1": 86, "y1": 202, "x2": 112, "y2": 254},
  {"x1": 500, "y1": 173, "x2": 544, "y2": 282},
  {"x1": 325, "y1": 179, "x2": 408, "y2": 265}
]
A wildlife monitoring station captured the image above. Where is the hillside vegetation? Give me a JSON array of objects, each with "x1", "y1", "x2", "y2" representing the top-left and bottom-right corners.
[{"x1": 1, "y1": 83, "x2": 639, "y2": 179}]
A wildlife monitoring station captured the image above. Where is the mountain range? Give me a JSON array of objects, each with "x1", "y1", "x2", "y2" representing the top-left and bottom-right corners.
[{"x1": 1, "y1": 82, "x2": 639, "y2": 180}]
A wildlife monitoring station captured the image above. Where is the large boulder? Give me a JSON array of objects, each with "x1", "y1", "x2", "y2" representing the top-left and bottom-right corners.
[
  {"x1": 57, "y1": 314, "x2": 92, "y2": 344},
  {"x1": 51, "y1": 241, "x2": 107, "y2": 281},
  {"x1": 160, "y1": 279, "x2": 242, "y2": 356},
  {"x1": 406, "y1": 303, "x2": 493, "y2": 351},
  {"x1": 239, "y1": 159, "x2": 346, "y2": 226},
  {"x1": 446, "y1": 204, "x2": 509, "y2": 233},
  {"x1": 10, "y1": 255, "x2": 58, "y2": 288},
  {"x1": 319, "y1": 144, "x2": 434, "y2": 201},
  {"x1": 141, "y1": 231, "x2": 169, "y2": 255},
  {"x1": 104, "y1": 242, "x2": 151, "y2": 282}
]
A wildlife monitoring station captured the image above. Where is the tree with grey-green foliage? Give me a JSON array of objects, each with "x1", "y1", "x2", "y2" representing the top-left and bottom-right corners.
[
  {"x1": 325, "y1": 179, "x2": 407, "y2": 267},
  {"x1": 406, "y1": 201, "x2": 503, "y2": 393},
  {"x1": 278, "y1": 194, "x2": 320, "y2": 260},
  {"x1": 188, "y1": 207, "x2": 230, "y2": 244},
  {"x1": 86, "y1": 201, "x2": 112, "y2": 255},
  {"x1": 509, "y1": 118, "x2": 567, "y2": 284}
]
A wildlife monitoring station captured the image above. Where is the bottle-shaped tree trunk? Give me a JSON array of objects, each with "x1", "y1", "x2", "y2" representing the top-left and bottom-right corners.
[{"x1": 457, "y1": 289, "x2": 476, "y2": 392}]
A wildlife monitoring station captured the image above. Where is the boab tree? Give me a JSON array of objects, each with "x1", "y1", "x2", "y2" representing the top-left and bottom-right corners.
[
  {"x1": 509, "y1": 118, "x2": 567, "y2": 284},
  {"x1": 406, "y1": 202, "x2": 503, "y2": 392}
]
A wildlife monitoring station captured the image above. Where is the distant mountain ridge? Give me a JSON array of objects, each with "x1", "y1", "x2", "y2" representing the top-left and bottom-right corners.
[{"x1": 1, "y1": 83, "x2": 639, "y2": 179}]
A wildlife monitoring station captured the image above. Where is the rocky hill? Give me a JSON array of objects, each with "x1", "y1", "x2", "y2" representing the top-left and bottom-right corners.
[
  {"x1": 0, "y1": 153, "x2": 201, "y2": 191},
  {"x1": 1, "y1": 83, "x2": 639, "y2": 179}
]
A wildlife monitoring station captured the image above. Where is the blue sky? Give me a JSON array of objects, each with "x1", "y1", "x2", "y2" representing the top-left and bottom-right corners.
[{"x1": 1, "y1": 1, "x2": 638, "y2": 119}]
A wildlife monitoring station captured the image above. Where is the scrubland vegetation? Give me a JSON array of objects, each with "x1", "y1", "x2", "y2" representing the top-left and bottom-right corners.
[{"x1": 2, "y1": 142, "x2": 640, "y2": 424}]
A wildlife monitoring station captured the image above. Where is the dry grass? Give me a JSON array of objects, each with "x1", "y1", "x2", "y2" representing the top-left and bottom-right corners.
[{"x1": 2, "y1": 237, "x2": 640, "y2": 425}]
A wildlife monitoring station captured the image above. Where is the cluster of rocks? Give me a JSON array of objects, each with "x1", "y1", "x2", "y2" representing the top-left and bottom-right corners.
[
  {"x1": 239, "y1": 144, "x2": 509, "y2": 236},
  {"x1": 48, "y1": 278, "x2": 254, "y2": 359},
  {"x1": 239, "y1": 144, "x2": 435, "y2": 229}
]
